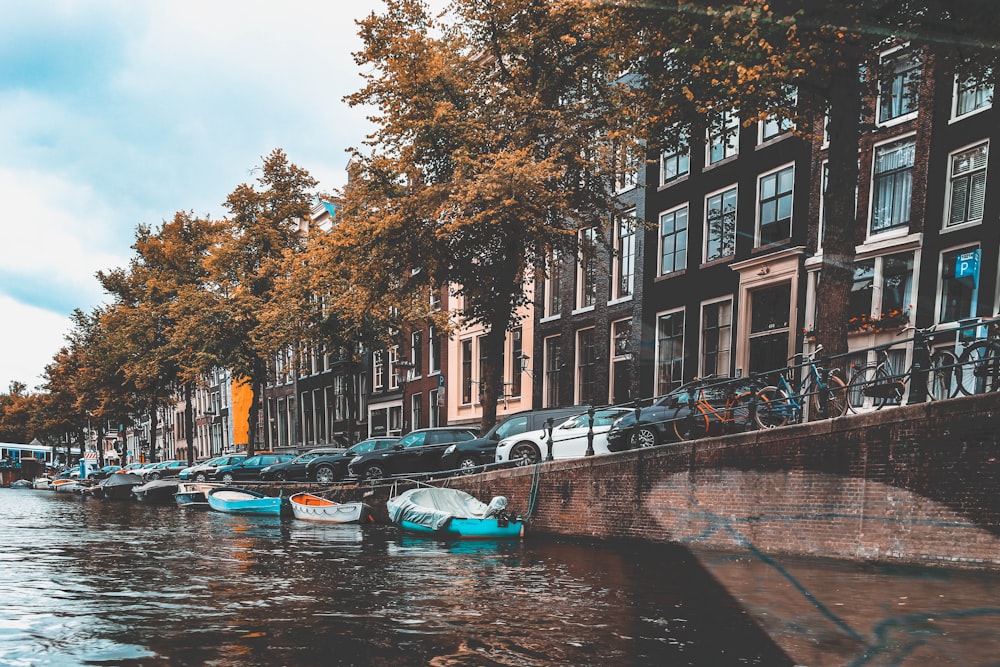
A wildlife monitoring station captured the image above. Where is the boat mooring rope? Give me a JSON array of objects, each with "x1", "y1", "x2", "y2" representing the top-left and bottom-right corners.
[{"x1": 525, "y1": 461, "x2": 542, "y2": 520}]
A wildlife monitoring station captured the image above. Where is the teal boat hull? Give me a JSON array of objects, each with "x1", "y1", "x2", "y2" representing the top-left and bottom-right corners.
[
  {"x1": 207, "y1": 488, "x2": 284, "y2": 516},
  {"x1": 398, "y1": 516, "x2": 525, "y2": 539}
]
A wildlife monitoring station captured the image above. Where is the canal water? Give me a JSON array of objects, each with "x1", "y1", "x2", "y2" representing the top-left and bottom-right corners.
[{"x1": 2, "y1": 488, "x2": 999, "y2": 667}]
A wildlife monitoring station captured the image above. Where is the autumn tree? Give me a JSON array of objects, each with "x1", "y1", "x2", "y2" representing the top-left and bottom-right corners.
[
  {"x1": 343, "y1": 0, "x2": 634, "y2": 430},
  {"x1": 621, "y1": 0, "x2": 1000, "y2": 358},
  {"x1": 205, "y1": 149, "x2": 318, "y2": 456},
  {"x1": 38, "y1": 347, "x2": 90, "y2": 459}
]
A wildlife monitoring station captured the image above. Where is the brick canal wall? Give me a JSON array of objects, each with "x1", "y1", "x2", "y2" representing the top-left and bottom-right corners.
[{"x1": 330, "y1": 391, "x2": 1000, "y2": 570}]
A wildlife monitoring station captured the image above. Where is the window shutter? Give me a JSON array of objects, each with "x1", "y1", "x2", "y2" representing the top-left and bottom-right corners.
[{"x1": 950, "y1": 177, "x2": 969, "y2": 225}]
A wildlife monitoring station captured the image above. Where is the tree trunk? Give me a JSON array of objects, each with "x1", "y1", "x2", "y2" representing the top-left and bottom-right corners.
[
  {"x1": 247, "y1": 378, "x2": 261, "y2": 457},
  {"x1": 148, "y1": 400, "x2": 159, "y2": 465},
  {"x1": 183, "y1": 382, "x2": 194, "y2": 465},
  {"x1": 96, "y1": 424, "x2": 106, "y2": 468},
  {"x1": 814, "y1": 60, "x2": 863, "y2": 362},
  {"x1": 477, "y1": 319, "x2": 509, "y2": 434}
]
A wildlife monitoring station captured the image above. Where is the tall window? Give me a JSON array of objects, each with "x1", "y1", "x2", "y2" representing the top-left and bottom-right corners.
[
  {"x1": 940, "y1": 247, "x2": 980, "y2": 323},
  {"x1": 701, "y1": 299, "x2": 732, "y2": 377},
  {"x1": 428, "y1": 389, "x2": 440, "y2": 427},
  {"x1": 758, "y1": 165, "x2": 794, "y2": 245},
  {"x1": 545, "y1": 251, "x2": 563, "y2": 318},
  {"x1": 388, "y1": 345, "x2": 400, "y2": 390},
  {"x1": 334, "y1": 374, "x2": 347, "y2": 421},
  {"x1": 760, "y1": 87, "x2": 796, "y2": 142},
  {"x1": 849, "y1": 252, "x2": 915, "y2": 330},
  {"x1": 576, "y1": 328, "x2": 596, "y2": 404},
  {"x1": 946, "y1": 142, "x2": 988, "y2": 228},
  {"x1": 428, "y1": 326, "x2": 441, "y2": 374},
  {"x1": 878, "y1": 48, "x2": 921, "y2": 124},
  {"x1": 871, "y1": 138, "x2": 914, "y2": 234},
  {"x1": 614, "y1": 141, "x2": 640, "y2": 192},
  {"x1": 659, "y1": 205, "x2": 688, "y2": 275},
  {"x1": 612, "y1": 211, "x2": 636, "y2": 300},
  {"x1": 510, "y1": 327, "x2": 523, "y2": 398},
  {"x1": 705, "y1": 186, "x2": 738, "y2": 261},
  {"x1": 660, "y1": 132, "x2": 689, "y2": 185},
  {"x1": 410, "y1": 331, "x2": 423, "y2": 377},
  {"x1": 577, "y1": 228, "x2": 598, "y2": 309},
  {"x1": 747, "y1": 284, "x2": 791, "y2": 376},
  {"x1": 544, "y1": 336, "x2": 561, "y2": 407},
  {"x1": 411, "y1": 393, "x2": 422, "y2": 432},
  {"x1": 656, "y1": 310, "x2": 685, "y2": 396},
  {"x1": 372, "y1": 350, "x2": 384, "y2": 390},
  {"x1": 461, "y1": 339, "x2": 473, "y2": 404},
  {"x1": 478, "y1": 335, "x2": 488, "y2": 403},
  {"x1": 708, "y1": 108, "x2": 739, "y2": 164},
  {"x1": 953, "y1": 74, "x2": 993, "y2": 119}
]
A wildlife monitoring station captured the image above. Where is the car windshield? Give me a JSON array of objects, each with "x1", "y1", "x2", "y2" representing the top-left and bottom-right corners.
[
  {"x1": 492, "y1": 416, "x2": 528, "y2": 441},
  {"x1": 397, "y1": 433, "x2": 425, "y2": 448}
]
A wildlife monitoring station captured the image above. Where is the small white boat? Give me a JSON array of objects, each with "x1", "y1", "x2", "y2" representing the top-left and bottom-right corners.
[
  {"x1": 52, "y1": 478, "x2": 81, "y2": 493},
  {"x1": 288, "y1": 492, "x2": 372, "y2": 524},
  {"x1": 174, "y1": 482, "x2": 219, "y2": 508},
  {"x1": 32, "y1": 477, "x2": 53, "y2": 490}
]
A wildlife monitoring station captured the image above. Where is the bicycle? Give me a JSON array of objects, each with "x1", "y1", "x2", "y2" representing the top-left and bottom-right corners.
[
  {"x1": 753, "y1": 346, "x2": 849, "y2": 429},
  {"x1": 671, "y1": 376, "x2": 757, "y2": 441},
  {"x1": 955, "y1": 317, "x2": 1000, "y2": 396},
  {"x1": 846, "y1": 324, "x2": 959, "y2": 410}
]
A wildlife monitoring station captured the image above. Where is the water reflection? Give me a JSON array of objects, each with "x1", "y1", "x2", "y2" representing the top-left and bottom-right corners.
[{"x1": 7, "y1": 488, "x2": 1000, "y2": 666}]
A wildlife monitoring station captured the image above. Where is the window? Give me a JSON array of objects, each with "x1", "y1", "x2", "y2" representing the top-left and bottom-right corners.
[
  {"x1": 612, "y1": 211, "x2": 636, "y2": 300},
  {"x1": 708, "y1": 108, "x2": 739, "y2": 164},
  {"x1": 878, "y1": 48, "x2": 921, "y2": 124},
  {"x1": 411, "y1": 393, "x2": 422, "y2": 432},
  {"x1": 372, "y1": 350, "x2": 384, "y2": 390},
  {"x1": 614, "y1": 141, "x2": 640, "y2": 192},
  {"x1": 705, "y1": 186, "x2": 738, "y2": 261},
  {"x1": 849, "y1": 252, "x2": 914, "y2": 332},
  {"x1": 656, "y1": 310, "x2": 685, "y2": 396},
  {"x1": 939, "y1": 247, "x2": 980, "y2": 323},
  {"x1": 576, "y1": 328, "x2": 596, "y2": 405},
  {"x1": 946, "y1": 142, "x2": 988, "y2": 228},
  {"x1": 478, "y1": 335, "x2": 488, "y2": 403},
  {"x1": 334, "y1": 374, "x2": 347, "y2": 421},
  {"x1": 428, "y1": 389, "x2": 440, "y2": 427},
  {"x1": 388, "y1": 345, "x2": 400, "y2": 390},
  {"x1": 659, "y1": 205, "x2": 688, "y2": 276},
  {"x1": 428, "y1": 327, "x2": 440, "y2": 374},
  {"x1": 611, "y1": 319, "x2": 632, "y2": 405},
  {"x1": 747, "y1": 284, "x2": 791, "y2": 375},
  {"x1": 659, "y1": 132, "x2": 690, "y2": 185},
  {"x1": 411, "y1": 331, "x2": 423, "y2": 377},
  {"x1": 430, "y1": 286, "x2": 441, "y2": 311},
  {"x1": 760, "y1": 87, "x2": 796, "y2": 142},
  {"x1": 577, "y1": 228, "x2": 598, "y2": 309},
  {"x1": 953, "y1": 73, "x2": 992, "y2": 119},
  {"x1": 758, "y1": 165, "x2": 794, "y2": 245},
  {"x1": 544, "y1": 336, "x2": 561, "y2": 408},
  {"x1": 510, "y1": 327, "x2": 523, "y2": 398},
  {"x1": 461, "y1": 340, "x2": 473, "y2": 404},
  {"x1": 545, "y1": 251, "x2": 563, "y2": 318},
  {"x1": 700, "y1": 299, "x2": 732, "y2": 377},
  {"x1": 871, "y1": 138, "x2": 914, "y2": 234}
]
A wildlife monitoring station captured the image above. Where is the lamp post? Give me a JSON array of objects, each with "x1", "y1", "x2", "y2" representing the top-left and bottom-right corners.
[{"x1": 396, "y1": 360, "x2": 415, "y2": 434}]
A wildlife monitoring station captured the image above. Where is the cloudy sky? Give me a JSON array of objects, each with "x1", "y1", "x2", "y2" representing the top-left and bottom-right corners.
[{"x1": 0, "y1": 0, "x2": 392, "y2": 391}]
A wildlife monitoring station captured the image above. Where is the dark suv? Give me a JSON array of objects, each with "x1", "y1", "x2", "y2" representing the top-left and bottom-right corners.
[
  {"x1": 439, "y1": 406, "x2": 589, "y2": 474},
  {"x1": 347, "y1": 427, "x2": 479, "y2": 481},
  {"x1": 305, "y1": 437, "x2": 398, "y2": 484}
]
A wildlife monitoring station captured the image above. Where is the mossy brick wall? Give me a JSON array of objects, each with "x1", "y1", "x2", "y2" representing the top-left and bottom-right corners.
[{"x1": 437, "y1": 392, "x2": 1000, "y2": 570}]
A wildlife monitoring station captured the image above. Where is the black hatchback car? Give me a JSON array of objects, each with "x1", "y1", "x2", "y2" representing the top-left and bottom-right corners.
[
  {"x1": 606, "y1": 376, "x2": 757, "y2": 451},
  {"x1": 439, "y1": 405, "x2": 590, "y2": 474},
  {"x1": 259, "y1": 447, "x2": 347, "y2": 481},
  {"x1": 305, "y1": 437, "x2": 398, "y2": 484},
  {"x1": 347, "y1": 427, "x2": 479, "y2": 481}
]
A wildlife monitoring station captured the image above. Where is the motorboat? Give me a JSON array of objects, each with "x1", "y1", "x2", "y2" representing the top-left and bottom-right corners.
[
  {"x1": 174, "y1": 482, "x2": 219, "y2": 508},
  {"x1": 131, "y1": 478, "x2": 180, "y2": 504},
  {"x1": 52, "y1": 478, "x2": 82, "y2": 493},
  {"x1": 206, "y1": 487, "x2": 285, "y2": 516},
  {"x1": 387, "y1": 486, "x2": 525, "y2": 539},
  {"x1": 94, "y1": 472, "x2": 144, "y2": 500},
  {"x1": 288, "y1": 492, "x2": 372, "y2": 524},
  {"x1": 32, "y1": 477, "x2": 53, "y2": 490}
]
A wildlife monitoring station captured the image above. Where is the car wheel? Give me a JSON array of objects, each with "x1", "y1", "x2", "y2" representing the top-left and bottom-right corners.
[
  {"x1": 222, "y1": 473, "x2": 234, "y2": 485},
  {"x1": 194, "y1": 473, "x2": 207, "y2": 482},
  {"x1": 149, "y1": 472, "x2": 161, "y2": 480},
  {"x1": 364, "y1": 464, "x2": 386, "y2": 481},
  {"x1": 275, "y1": 471, "x2": 288, "y2": 481},
  {"x1": 457, "y1": 456, "x2": 480, "y2": 475},
  {"x1": 510, "y1": 442, "x2": 540, "y2": 467},
  {"x1": 315, "y1": 465, "x2": 337, "y2": 485},
  {"x1": 630, "y1": 427, "x2": 658, "y2": 449}
]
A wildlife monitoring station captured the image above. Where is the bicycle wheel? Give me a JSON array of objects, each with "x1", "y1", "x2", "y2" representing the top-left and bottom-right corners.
[
  {"x1": 728, "y1": 392, "x2": 757, "y2": 431},
  {"x1": 752, "y1": 387, "x2": 790, "y2": 429},
  {"x1": 810, "y1": 374, "x2": 849, "y2": 418},
  {"x1": 848, "y1": 365, "x2": 902, "y2": 410},
  {"x1": 927, "y1": 349, "x2": 960, "y2": 400},
  {"x1": 957, "y1": 340, "x2": 1000, "y2": 395},
  {"x1": 672, "y1": 405, "x2": 710, "y2": 441}
]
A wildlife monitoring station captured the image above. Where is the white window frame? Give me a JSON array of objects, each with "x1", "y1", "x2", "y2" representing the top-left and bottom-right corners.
[
  {"x1": 756, "y1": 162, "x2": 795, "y2": 247},
  {"x1": 759, "y1": 87, "x2": 797, "y2": 143},
  {"x1": 699, "y1": 297, "x2": 733, "y2": 378},
  {"x1": 704, "y1": 184, "x2": 739, "y2": 262},
  {"x1": 935, "y1": 244, "x2": 981, "y2": 324},
  {"x1": 659, "y1": 203, "x2": 689, "y2": 277},
  {"x1": 543, "y1": 335, "x2": 561, "y2": 408},
  {"x1": 655, "y1": 308, "x2": 686, "y2": 396},
  {"x1": 611, "y1": 210, "x2": 636, "y2": 302},
  {"x1": 575, "y1": 327, "x2": 596, "y2": 405},
  {"x1": 876, "y1": 45, "x2": 921, "y2": 127},
  {"x1": 944, "y1": 140, "x2": 989, "y2": 231},
  {"x1": 868, "y1": 133, "x2": 916, "y2": 238},
  {"x1": 372, "y1": 350, "x2": 384, "y2": 391},
  {"x1": 707, "y1": 108, "x2": 739, "y2": 165},
  {"x1": 951, "y1": 72, "x2": 993, "y2": 121},
  {"x1": 543, "y1": 250, "x2": 563, "y2": 320},
  {"x1": 388, "y1": 345, "x2": 400, "y2": 390},
  {"x1": 576, "y1": 227, "x2": 597, "y2": 311},
  {"x1": 659, "y1": 131, "x2": 690, "y2": 186}
]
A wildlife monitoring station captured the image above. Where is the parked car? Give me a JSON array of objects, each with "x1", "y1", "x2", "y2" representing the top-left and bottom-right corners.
[
  {"x1": 606, "y1": 376, "x2": 757, "y2": 452},
  {"x1": 347, "y1": 427, "x2": 479, "y2": 481},
  {"x1": 212, "y1": 454, "x2": 295, "y2": 484},
  {"x1": 141, "y1": 460, "x2": 189, "y2": 480},
  {"x1": 439, "y1": 405, "x2": 590, "y2": 474},
  {"x1": 305, "y1": 438, "x2": 398, "y2": 484},
  {"x1": 88, "y1": 465, "x2": 122, "y2": 480},
  {"x1": 494, "y1": 407, "x2": 635, "y2": 466},
  {"x1": 259, "y1": 447, "x2": 347, "y2": 481},
  {"x1": 178, "y1": 455, "x2": 245, "y2": 481}
]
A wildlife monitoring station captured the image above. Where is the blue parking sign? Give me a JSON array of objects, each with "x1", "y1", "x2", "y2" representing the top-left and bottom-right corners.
[{"x1": 955, "y1": 249, "x2": 980, "y2": 279}]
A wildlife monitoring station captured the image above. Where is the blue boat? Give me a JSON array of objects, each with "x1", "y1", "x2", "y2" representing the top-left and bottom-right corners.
[
  {"x1": 387, "y1": 487, "x2": 525, "y2": 539},
  {"x1": 206, "y1": 487, "x2": 285, "y2": 516}
]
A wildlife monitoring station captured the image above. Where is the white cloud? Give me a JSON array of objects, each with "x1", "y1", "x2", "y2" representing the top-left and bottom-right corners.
[{"x1": 0, "y1": 295, "x2": 70, "y2": 391}]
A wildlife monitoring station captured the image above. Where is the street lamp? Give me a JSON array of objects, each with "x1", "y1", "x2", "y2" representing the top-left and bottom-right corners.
[{"x1": 396, "y1": 360, "x2": 415, "y2": 434}]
